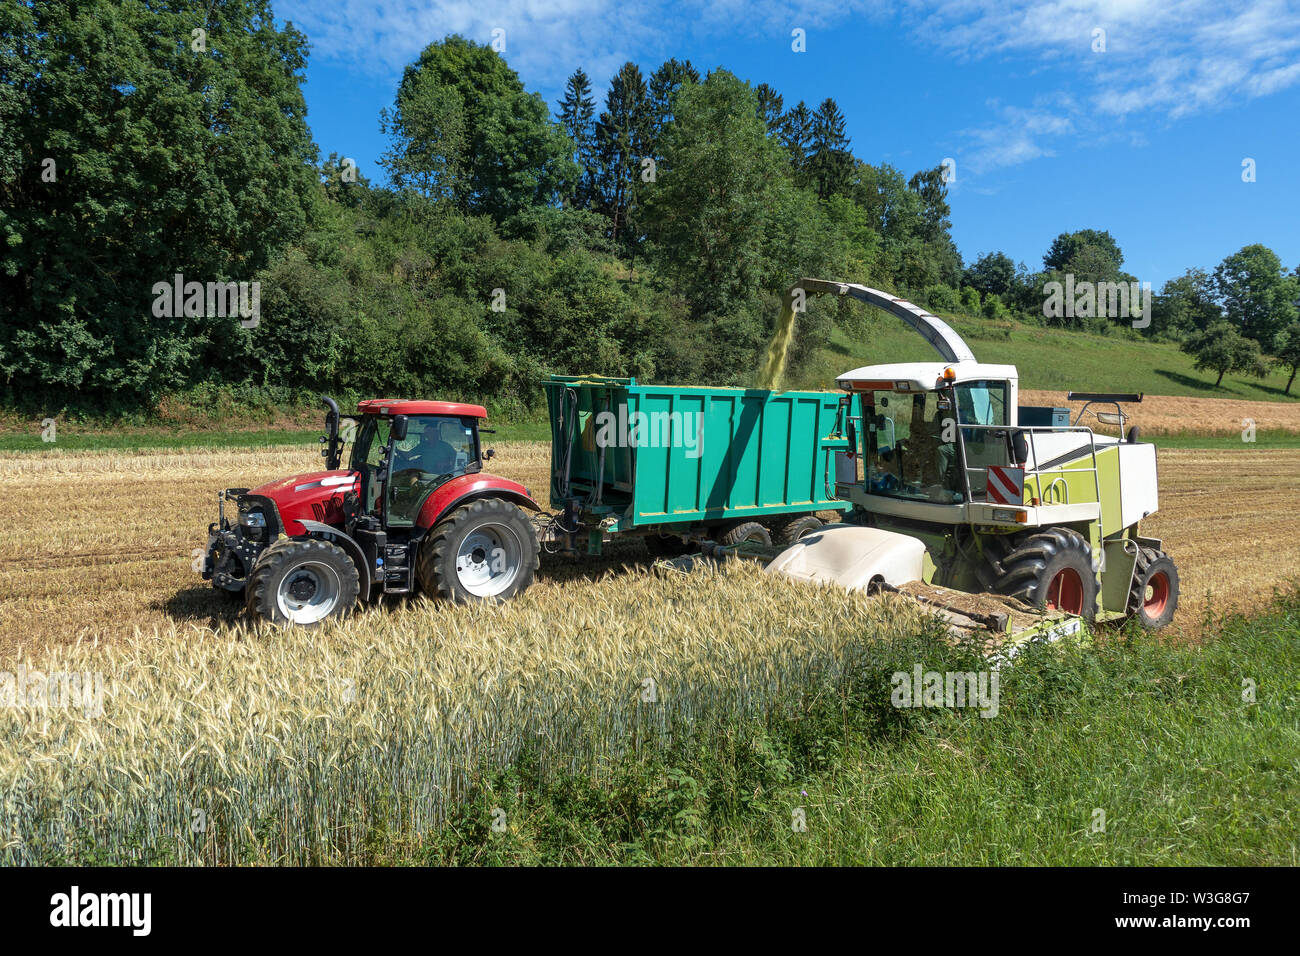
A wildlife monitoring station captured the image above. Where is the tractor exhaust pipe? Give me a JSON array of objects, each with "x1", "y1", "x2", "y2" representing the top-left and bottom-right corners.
[{"x1": 321, "y1": 395, "x2": 343, "y2": 470}]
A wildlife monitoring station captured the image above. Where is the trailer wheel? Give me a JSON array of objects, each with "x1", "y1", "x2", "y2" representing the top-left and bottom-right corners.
[
  {"x1": 717, "y1": 521, "x2": 772, "y2": 547},
  {"x1": 417, "y1": 497, "x2": 539, "y2": 604},
  {"x1": 773, "y1": 515, "x2": 824, "y2": 545},
  {"x1": 1127, "y1": 546, "x2": 1179, "y2": 630},
  {"x1": 995, "y1": 527, "x2": 1098, "y2": 621},
  {"x1": 245, "y1": 537, "x2": 360, "y2": 626}
]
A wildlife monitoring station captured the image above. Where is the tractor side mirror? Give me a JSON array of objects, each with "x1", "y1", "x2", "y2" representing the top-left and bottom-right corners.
[
  {"x1": 484, "y1": 448, "x2": 496, "y2": 461},
  {"x1": 391, "y1": 415, "x2": 409, "y2": 441}
]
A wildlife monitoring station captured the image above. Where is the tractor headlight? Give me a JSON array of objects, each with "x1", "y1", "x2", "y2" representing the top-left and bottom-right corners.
[{"x1": 240, "y1": 509, "x2": 267, "y2": 539}]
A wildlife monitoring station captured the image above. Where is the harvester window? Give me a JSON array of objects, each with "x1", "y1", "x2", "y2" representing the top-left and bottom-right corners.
[
  {"x1": 866, "y1": 390, "x2": 961, "y2": 504},
  {"x1": 954, "y1": 382, "x2": 1011, "y2": 500},
  {"x1": 955, "y1": 382, "x2": 1007, "y2": 428}
]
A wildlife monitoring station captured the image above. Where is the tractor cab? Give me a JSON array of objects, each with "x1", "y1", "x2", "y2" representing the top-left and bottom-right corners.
[{"x1": 344, "y1": 400, "x2": 488, "y2": 528}]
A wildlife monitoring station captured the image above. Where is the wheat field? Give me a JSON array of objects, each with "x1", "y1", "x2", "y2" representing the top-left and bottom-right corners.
[{"x1": 0, "y1": 545, "x2": 939, "y2": 864}]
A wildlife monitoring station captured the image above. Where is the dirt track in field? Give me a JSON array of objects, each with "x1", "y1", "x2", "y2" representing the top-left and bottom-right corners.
[{"x1": 0, "y1": 439, "x2": 1291, "y2": 655}]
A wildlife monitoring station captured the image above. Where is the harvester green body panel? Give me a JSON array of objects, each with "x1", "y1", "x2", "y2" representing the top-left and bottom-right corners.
[{"x1": 544, "y1": 376, "x2": 853, "y2": 532}]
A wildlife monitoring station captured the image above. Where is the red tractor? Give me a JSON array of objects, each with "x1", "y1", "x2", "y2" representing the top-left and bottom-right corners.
[{"x1": 202, "y1": 397, "x2": 541, "y2": 625}]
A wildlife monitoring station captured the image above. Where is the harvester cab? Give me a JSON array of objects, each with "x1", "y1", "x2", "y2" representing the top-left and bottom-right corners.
[
  {"x1": 765, "y1": 280, "x2": 1179, "y2": 630},
  {"x1": 202, "y1": 396, "x2": 540, "y2": 625}
]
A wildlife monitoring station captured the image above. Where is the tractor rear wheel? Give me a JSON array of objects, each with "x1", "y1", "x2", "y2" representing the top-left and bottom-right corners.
[
  {"x1": 417, "y1": 497, "x2": 539, "y2": 604},
  {"x1": 717, "y1": 521, "x2": 772, "y2": 547},
  {"x1": 1127, "y1": 546, "x2": 1179, "y2": 629},
  {"x1": 245, "y1": 537, "x2": 361, "y2": 626},
  {"x1": 773, "y1": 515, "x2": 824, "y2": 546},
  {"x1": 994, "y1": 527, "x2": 1098, "y2": 621}
]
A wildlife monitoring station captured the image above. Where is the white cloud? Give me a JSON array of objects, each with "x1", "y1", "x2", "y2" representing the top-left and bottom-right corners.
[
  {"x1": 907, "y1": 0, "x2": 1300, "y2": 168},
  {"x1": 278, "y1": 0, "x2": 884, "y2": 93}
]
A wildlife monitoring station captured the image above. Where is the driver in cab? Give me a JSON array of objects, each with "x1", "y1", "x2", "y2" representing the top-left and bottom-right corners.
[{"x1": 395, "y1": 422, "x2": 457, "y2": 482}]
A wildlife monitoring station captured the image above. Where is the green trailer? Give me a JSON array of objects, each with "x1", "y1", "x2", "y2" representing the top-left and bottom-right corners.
[{"x1": 542, "y1": 376, "x2": 855, "y2": 553}]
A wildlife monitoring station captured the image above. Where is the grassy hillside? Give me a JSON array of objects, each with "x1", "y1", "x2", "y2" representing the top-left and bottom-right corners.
[{"x1": 793, "y1": 311, "x2": 1300, "y2": 402}]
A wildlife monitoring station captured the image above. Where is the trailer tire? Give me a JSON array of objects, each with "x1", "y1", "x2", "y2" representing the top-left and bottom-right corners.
[
  {"x1": 995, "y1": 527, "x2": 1097, "y2": 621},
  {"x1": 245, "y1": 537, "x2": 360, "y2": 626},
  {"x1": 773, "y1": 515, "x2": 824, "y2": 545},
  {"x1": 717, "y1": 521, "x2": 772, "y2": 547},
  {"x1": 417, "y1": 497, "x2": 539, "y2": 604},
  {"x1": 1127, "y1": 546, "x2": 1178, "y2": 630}
]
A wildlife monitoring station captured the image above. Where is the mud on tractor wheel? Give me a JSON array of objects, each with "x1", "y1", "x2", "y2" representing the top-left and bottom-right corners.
[
  {"x1": 417, "y1": 497, "x2": 539, "y2": 604},
  {"x1": 1127, "y1": 545, "x2": 1179, "y2": 629},
  {"x1": 246, "y1": 537, "x2": 362, "y2": 626},
  {"x1": 988, "y1": 527, "x2": 1098, "y2": 621}
]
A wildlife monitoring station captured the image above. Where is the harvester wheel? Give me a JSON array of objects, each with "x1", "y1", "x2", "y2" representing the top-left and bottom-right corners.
[
  {"x1": 245, "y1": 537, "x2": 361, "y2": 626},
  {"x1": 1127, "y1": 546, "x2": 1179, "y2": 630},
  {"x1": 417, "y1": 497, "x2": 539, "y2": 604},
  {"x1": 717, "y1": 521, "x2": 772, "y2": 547},
  {"x1": 995, "y1": 527, "x2": 1098, "y2": 621},
  {"x1": 773, "y1": 515, "x2": 824, "y2": 545}
]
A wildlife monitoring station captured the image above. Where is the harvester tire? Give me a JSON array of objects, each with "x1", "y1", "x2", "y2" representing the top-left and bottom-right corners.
[
  {"x1": 417, "y1": 497, "x2": 539, "y2": 604},
  {"x1": 717, "y1": 521, "x2": 772, "y2": 547},
  {"x1": 1127, "y1": 546, "x2": 1179, "y2": 630},
  {"x1": 995, "y1": 527, "x2": 1098, "y2": 621},
  {"x1": 245, "y1": 537, "x2": 361, "y2": 626},
  {"x1": 773, "y1": 515, "x2": 824, "y2": 545}
]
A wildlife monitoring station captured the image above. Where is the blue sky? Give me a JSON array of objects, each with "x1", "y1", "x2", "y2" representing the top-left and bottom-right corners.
[{"x1": 278, "y1": 0, "x2": 1300, "y2": 287}]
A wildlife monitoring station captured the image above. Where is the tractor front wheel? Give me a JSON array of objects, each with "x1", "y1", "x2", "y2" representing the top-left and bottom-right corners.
[
  {"x1": 1127, "y1": 546, "x2": 1179, "y2": 629},
  {"x1": 995, "y1": 527, "x2": 1098, "y2": 621},
  {"x1": 417, "y1": 498, "x2": 539, "y2": 604},
  {"x1": 245, "y1": 537, "x2": 361, "y2": 626}
]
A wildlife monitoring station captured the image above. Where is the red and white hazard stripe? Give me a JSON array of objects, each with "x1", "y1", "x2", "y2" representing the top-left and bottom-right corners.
[{"x1": 986, "y1": 465, "x2": 1024, "y2": 505}]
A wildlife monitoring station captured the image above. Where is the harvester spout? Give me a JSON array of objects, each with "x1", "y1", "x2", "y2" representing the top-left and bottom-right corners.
[{"x1": 788, "y1": 278, "x2": 977, "y2": 364}]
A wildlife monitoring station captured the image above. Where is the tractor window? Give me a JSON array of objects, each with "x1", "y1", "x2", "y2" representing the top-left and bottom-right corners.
[
  {"x1": 386, "y1": 416, "x2": 479, "y2": 527},
  {"x1": 336, "y1": 417, "x2": 359, "y2": 470},
  {"x1": 350, "y1": 417, "x2": 392, "y2": 516},
  {"x1": 865, "y1": 390, "x2": 962, "y2": 504},
  {"x1": 352, "y1": 417, "x2": 391, "y2": 469}
]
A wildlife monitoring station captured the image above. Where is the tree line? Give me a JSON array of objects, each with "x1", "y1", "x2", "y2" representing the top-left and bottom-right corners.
[{"x1": 3, "y1": 3, "x2": 1297, "y2": 418}]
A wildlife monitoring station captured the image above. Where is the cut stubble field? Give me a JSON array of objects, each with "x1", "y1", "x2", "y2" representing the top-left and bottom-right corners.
[{"x1": 0, "y1": 438, "x2": 1294, "y2": 655}]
